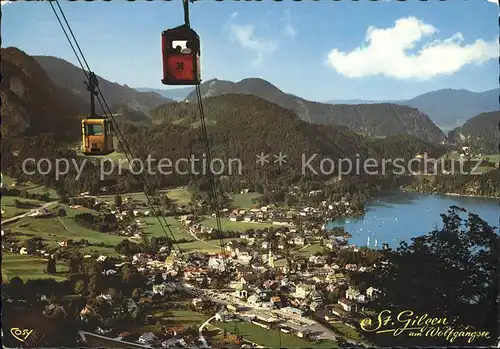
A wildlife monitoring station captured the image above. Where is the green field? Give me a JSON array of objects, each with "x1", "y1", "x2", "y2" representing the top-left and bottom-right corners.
[
  {"x1": 151, "y1": 307, "x2": 207, "y2": 327},
  {"x1": 330, "y1": 323, "x2": 363, "y2": 341},
  {"x1": 8, "y1": 209, "x2": 225, "y2": 257},
  {"x1": 438, "y1": 152, "x2": 499, "y2": 173},
  {"x1": 201, "y1": 217, "x2": 277, "y2": 232},
  {"x1": 2, "y1": 253, "x2": 68, "y2": 283},
  {"x1": 98, "y1": 187, "x2": 192, "y2": 205},
  {"x1": 141, "y1": 216, "x2": 194, "y2": 241},
  {"x1": 166, "y1": 187, "x2": 192, "y2": 205},
  {"x1": 296, "y1": 243, "x2": 325, "y2": 257},
  {"x1": 99, "y1": 191, "x2": 149, "y2": 203},
  {"x1": 1, "y1": 196, "x2": 47, "y2": 219},
  {"x1": 9, "y1": 214, "x2": 124, "y2": 251},
  {"x1": 52, "y1": 204, "x2": 98, "y2": 218},
  {"x1": 2, "y1": 175, "x2": 58, "y2": 199},
  {"x1": 131, "y1": 216, "x2": 225, "y2": 253},
  {"x1": 231, "y1": 192, "x2": 262, "y2": 209},
  {"x1": 212, "y1": 322, "x2": 337, "y2": 348}
]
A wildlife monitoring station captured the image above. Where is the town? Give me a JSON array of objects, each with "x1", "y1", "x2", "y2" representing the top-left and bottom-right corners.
[{"x1": 2, "y1": 179, "x2": 380, "y2": 348}]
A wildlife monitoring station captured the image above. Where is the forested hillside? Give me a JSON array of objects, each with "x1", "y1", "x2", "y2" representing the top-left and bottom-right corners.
[
  {"x1": 185, "y1": 78, "x2": 446, "y2": 143},
  {"x1": 448, "y1": 111, "x2": 499, "y2": 153}
]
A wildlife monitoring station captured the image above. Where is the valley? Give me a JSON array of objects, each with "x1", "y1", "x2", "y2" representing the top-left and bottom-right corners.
[{"x1": 1, "y1": 42, "x2": 498, "y2": 349}]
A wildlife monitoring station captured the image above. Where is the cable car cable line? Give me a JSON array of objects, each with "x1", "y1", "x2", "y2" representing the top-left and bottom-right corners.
[
  {"x1": 194, "y1": 84, "x2": 224, "y2": 255},
  {"x1": 48, "y1": 0, "x2": 183, "y2": 255},
  {"x1": 180, "y1": 0, "x2": 224, "y2": 256}
]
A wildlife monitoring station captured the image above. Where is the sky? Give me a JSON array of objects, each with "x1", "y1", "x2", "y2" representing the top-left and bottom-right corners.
[{"x1": 1, "y1": 0, "x2": 499, "y2": 101}]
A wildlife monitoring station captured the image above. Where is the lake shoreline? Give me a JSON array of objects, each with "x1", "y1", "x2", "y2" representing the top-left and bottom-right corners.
[
  {"x1": 400, "y1": 189, "x2": 499, "y2": 200},
  {"x1": 327, "y1": 191, "x2": 498, "y2": 249}
]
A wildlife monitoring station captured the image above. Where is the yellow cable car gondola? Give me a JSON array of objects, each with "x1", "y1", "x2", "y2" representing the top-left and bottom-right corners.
[{"x1": 81, "y1": 72, "x2": 114, "y2": 156}]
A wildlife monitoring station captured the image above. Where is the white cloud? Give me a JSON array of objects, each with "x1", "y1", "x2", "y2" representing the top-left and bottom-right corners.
[
  {"x1": 1, "y1": 1, "x2": 12, "y2": 6},
  {"x1": 226, "y1": 13, "x2": 277, "y2": 67},
  {"x1": 486, "y1": 0, "x2": 499, "y2": 5},
  {"x1": 326, "y1": 17, "x2": 499, "y2": 80},
  {"x1": 282, "y1": 9, "x2": 297, "y2": 38}
]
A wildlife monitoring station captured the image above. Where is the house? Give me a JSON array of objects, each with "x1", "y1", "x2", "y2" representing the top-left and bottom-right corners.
[
  {"x1": 295, "y1": 283, "x2": 313, "y2": 299},
  {"x1": 19, "y1": 247, "x2": 28, "y2": 255},
  {"x1": 127, "y1": 299, "x2": 138, "y2": 312},
  {"x1": 296, "y1": 329, "x2": 312, "y2": 339},
  {"x1": 247, "y1": 294, "x2": 260, "y2": 305},
  {"x1": 153, "y1": 284, "x2": 169, "y2": 296},
  {"x1": 345, "y1": 286, "x2": 366, "y2": 303},
  {"x1": 243, "y1": 215, "x2": 254, "y2": 222},
  {"x1": 96, "y1": 327, "x2": 112, "y2": 335},
  {"x1": 138, "y1": 332, "x2": 157, "y2": 344},
  {"x1": 338, "y1": 298, "x2": 357, "y2": 312},
  {"x1": 97, "y1": 294, "x2": 113, "y2": 303},
  {"x1": 330, "y1": 304, "x2": 348, "y2": 318},
  {"x1": 293, "y1": 237, "x2": 305, "y2": 246},
  {"x1": 236, "y1": 266, "x2": 253, "y2": 279},
  {"x1": 366, "y1": 286, "x2": 379, "y2": 299},
  {"x1": 80, "y1": 304, "x2": 96, "y2": 317},
  {"x1": 240, "y1": 274, "x2": 257, "y2": 285},
  {"x1": 282, "y1": 306, "x2": 304, "y2": 317},
  {"x1": 208, "y1": 257, "x2": 225, "y2": 271},
  {"x1": 309, "y1": 301, "x2": 320, "y2": 312},
  {"x1": 229, "y1": 214, "x2": 242, "y2": 222},
  {"x1": 102, "y1": 269, "x2": 116, "y2": 276},
  {"x1": 117, "y1": 332, "x2": 131, "y2": 340},
  {"x1": 235, "y1": 247, "x2": 251, "y2": 257},
  {"x1": 162, "y1": 338, "x2": 187, "y2": 348}
]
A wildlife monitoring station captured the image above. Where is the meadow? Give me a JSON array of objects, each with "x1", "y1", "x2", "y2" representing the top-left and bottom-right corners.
[
  {"x1": 2, "y1": 253, "x2": 69, "y2": 283},
  {"x1": 211, "y1": 322, "x2": 337, "y2": 348}
]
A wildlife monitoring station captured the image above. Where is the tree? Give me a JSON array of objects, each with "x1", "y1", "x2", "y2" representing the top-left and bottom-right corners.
[
  {"x1": 88, "y1": 275, "x2": 100, "y2": 296},
  {"x1": 69, "y1": 256, "x2": 82, "y2": 273},
  {"x1": 363, "y1": 206, "x2": 499, "y2": 347},
  {"x1": 337, "y1": 337, "x2": 348, "y2": 348},
  {"x1": 115, "y1": 195, "x2": 122, "y2": 207},
  {"x1": 26, "y1": 237, "x2": 42, "y2": 255},
  {"x1": 58, "y1": 208, "x2": 67, "y2": 217},
  {"x1": 201, "y1": 275, "x2": 209, "y2": 289},
  {"x1": 8, "y1": 276, "x2": 24, "y2": 298},
  {"x1": 107, "y1": 288, "x2": 119, "y2": 300},
  {"x1": 74, "y1": 280, "x2": 85, "y2": 295},
  {"x1": 132, "y1": 288, "x2": 143, "y2": 300},
  {"x1": 209, "y1": 278, "x2": 220, "y2": 289},
  {"x1": 154, "y1": 273, "x2": 163, "y2": 285},
  {"x1": 47, "y1": 256, "x2": 57, "y2": 274}
]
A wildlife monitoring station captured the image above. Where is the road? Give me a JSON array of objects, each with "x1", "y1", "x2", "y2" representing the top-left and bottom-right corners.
[
  {"x1": 1, "y1": 201, "x2": 59, "y2": 226},
  {"x1": 187, "y1": 228, "x2": 220, "y2": 249},
  {"x1": 80, "y1": 331, "x2": 151, "y2": 348},
  {"x1": 198, "y1": 315, "x2": 215, "y2": 348}
]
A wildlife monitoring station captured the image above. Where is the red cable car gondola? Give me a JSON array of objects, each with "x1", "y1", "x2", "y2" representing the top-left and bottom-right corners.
[{"x1": 161, "y1": 24, "x2": 201, "y2": 86}]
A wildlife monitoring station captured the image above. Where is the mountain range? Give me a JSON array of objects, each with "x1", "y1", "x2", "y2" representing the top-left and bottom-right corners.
[
  {"x1": 326, "y1": 88, "x2": 498, "y2": 132},
  {"x1": 1, "y1": 48, "x2": 87, "y2": 140},
  {"x1": 2, "y1": 47, "x2": 497, "y2": 155},
  {"x1": 135, "y1": 87, "x2": 194, "y2": 101},
  {"x1": 137, "y1": 82, "x2": 497, "y2": 134},
  {"x1": 34, "y1": 55, "x2": 172, "y2": 114},
  {"x1": 181, "y1": 78, "x2": 446, "y2": 143},
  {"x1": 138, "y1": 79, "x2": 497, "y2": 135}
]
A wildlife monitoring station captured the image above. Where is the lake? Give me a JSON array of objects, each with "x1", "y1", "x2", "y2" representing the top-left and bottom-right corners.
[{"x1": 327, "y1": 192, "x2": 499, "y2": 248}]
